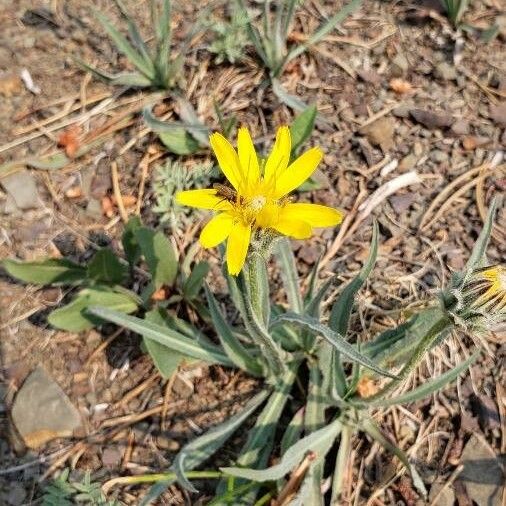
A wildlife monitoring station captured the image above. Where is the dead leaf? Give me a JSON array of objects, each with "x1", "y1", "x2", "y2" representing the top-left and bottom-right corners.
[
  {"x1": 356, "y1": 377, "x2": 379, "y2": 398},
  {"x1": 111, "y1": 194, "x2": 137, "y2": 208},
  {"x1": 57, "y1": 125, "x2": 82, "y2": 158},
  {"x1": 410, "y1": 109, "x2": 453, "y2": 129},
  {"x1": 65, "y1": 186, "x2": 83, "y2": 199},
  {"x1": 0, "y1": 74, "x2": 22, "y2": 97},
  {"x1": 389, "y1": 78, "x2": 413, "y2": 94},
  {"x1": 151, "y1": 287, "x2": 167, "y2": 301}
]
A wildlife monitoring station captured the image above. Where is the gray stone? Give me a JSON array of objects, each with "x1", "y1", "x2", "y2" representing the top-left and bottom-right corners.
[
  {"x1": 428, "y1": 481, "x2": 455, "y2": 506},
  {"x1": 458, "y1": 435, "x2": 504, "y2": 506},
  {"x1": 172, "y1": 373, "x2": 194, "y2": 399},
  {"x1": 451, "y1": 119, "x2": 470, "y2": 135},
  {"x1": 11, "y1": 366, "x2": 82, "y2": 449},
  {"x1": 1, "y1": 171, "x2": 41, "y2": 211},
  {"x1": 430, "y1": 150, "x2": 449, "y2": 163},
  {"x1": 434, "y1": 62, "x2": 457, "y2": 81}
]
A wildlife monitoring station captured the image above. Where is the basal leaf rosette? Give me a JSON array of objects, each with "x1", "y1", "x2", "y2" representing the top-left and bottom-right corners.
[{"x1": 176, "y1": 127, "x2": 343, "y2": 275}]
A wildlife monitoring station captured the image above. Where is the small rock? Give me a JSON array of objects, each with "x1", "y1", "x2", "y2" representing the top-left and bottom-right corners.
[
  {"x1": 410, "y1": 109, "x2": 453, "y2": 129},
  {"x1": 463, "y1": 136, "x2": 490, "y2": 151},
  {"x1": 458, "y1": 435, "x2": 504, "y2": 506},
  {"x1": 399, "y1": 153, "x2": 418, "y2": 171},
  {"x1": 102, "y1": 447, "x2": 122, "y2": 467},
  {"x1": 430, "y1": 150, "x2": 449, "y2": 163},
  {"x1": 11, "y1": 366, "x2": 82, "y2": 449},
  {"x1": 1, "y1": 171, "x2": 41, "y2": 211},
  {"x1": 451, "y1": 119, "x2": 470, "y2": 135},
  {"x1": 429, "y1": 480, "x2": 455, "y2": 506},
  {"x1": 390, "y1": 53, "x2": 409, "y2": 76},
  {"x1": 434, "y1": 61, "x2": 457, "y2": 81},
  {"x1": 172, "y1": 373, "x2": 194, "y2": 399},
  {"x1": 393, "y1": 104, "x2": 411, "y2": 118},
  {"x1": 356, "y1": 67, "x2": 382, "y2": 85},
  {"x1": 156, "y1": 435, "x2": 180, "y2": 451},
  {"x1": 360, "y1": 116, "x2": 395, "y2": 152},
  {"x1": 489, "y1": 102, "x2": 506, "y2": 127},
  {"x1": 390, "y1": 193, "x2": 415, "y2": 213}
]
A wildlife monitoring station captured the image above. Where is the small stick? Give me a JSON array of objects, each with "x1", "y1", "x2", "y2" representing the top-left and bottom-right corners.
[
  {"x1": 161, "y1": 371, "x2": 179, "y2": 430},
  {"x1": 114, "y1": 371, "x2": 160, "y2": 408},
  {"x1": 274, "y1": 452, "x2": 315, "y2": 506},
  {"x1": 111, "y1": 161, "x2": 129, "y2": 223},
  {"x1": 100, "y1": 401, "x2": 185, "y2": 429},
  {"x1": 122, "y1": 431, "x2": 135, "y2": 470}
]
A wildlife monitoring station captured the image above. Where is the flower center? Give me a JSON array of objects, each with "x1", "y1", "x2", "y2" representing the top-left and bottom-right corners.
[{"x1": 249, "y1": 195, "x2": 267, "y2": 212}]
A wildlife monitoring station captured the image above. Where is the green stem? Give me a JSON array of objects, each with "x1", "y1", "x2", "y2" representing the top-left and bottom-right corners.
[{"x1": 359, "y1": 315, "x2": 452, "y2": 403}]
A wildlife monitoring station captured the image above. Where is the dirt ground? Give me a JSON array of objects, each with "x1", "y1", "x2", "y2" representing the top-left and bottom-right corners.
[{"x1": 0, "y1": 0, "x2": 505, "y2": 505}]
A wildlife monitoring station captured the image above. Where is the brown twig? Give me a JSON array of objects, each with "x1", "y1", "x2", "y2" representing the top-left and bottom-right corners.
[
  {"x1": 84, "y1": 327, "x2": 124, "y2": 367},
  {"x1": 111, "y1": 160, "x2": 129, "y2": 223}
]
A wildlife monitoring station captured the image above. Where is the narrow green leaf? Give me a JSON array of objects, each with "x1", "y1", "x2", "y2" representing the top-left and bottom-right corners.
[
  {"x1": 144, "y1": 308, "x2": 186, "y2": 378},
  {"x1": 290, "y1": 105, "x2": 317, "y2": 156},
  {"x1": 361, "y1": 417, "x2": 427, "y2": 497},
  {"x1": 122, "y1": 216, "x2": 142, "y2": 267},
  {"x1": 159, "y1": 130, "x2": 200, "y2": 155},
  {"x1": 48, "y1": 287, "x2": 138, "y2": 332},
  {"x1": 183, "y1": 261, "x2": 210, "y2": 299},
  {"x1": 114, "y1": 0, "x2": 152, "y2": 63},
  {"x1": 234, "y1": 0, "x2": 268, "y2": 65},
  {"x1": 87, "y1": 306, "x2": 232, "y2": 366},
  {"x1": 174, "y1": 95, "x2": 210, "y2": 146},
  {"x1": 305, "y1": 276, "x2": 335, "y2": 318},
  {"x1": 360, "y1": 352, "x2": 479, "y2": 408},
  {"x1": 222, "y1": 418, "x2": 341, "y2": 481},
  {"x1": 272, "y1": 313, "x2": 398, "y2": 379},
  {"x1": 280, "y1": 408, "x2": 305, "y2": 456},
  {"x1": 135, "y1": 228, "x2": 178, "y2": 289},
  {"x1": 329, "y1": 221, "x2": 378, "y2": 335},
  {"x1": 2, "y1": 258, "x2": 86, "y2": 285},
  {"x1": 275, "y1": 238, "x2": 303, "y2": 313},
  {"x1": 93, "y1": 9, "x2": 155, "y2": 78},
  {"x1": 205, "y1": 285, "x2": 263, "y2": 377},
  {"x1": 272, "y1": 78, "x2": 309, "y2": 112},
  {"x1": 465, "y1": 197, "x2": 497, "y2": 271},
  {"x1": 174, "y1": 390, "x2": 270, "y2": 492},
  {"x1": 87, "y1": 248, "x2": 127, "y2": 285}
]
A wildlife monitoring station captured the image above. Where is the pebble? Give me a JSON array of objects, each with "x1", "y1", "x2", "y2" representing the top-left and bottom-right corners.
[
  {"x1": 156, "y1": 435, "x2": 181, "y2": 451},
  {"x1": 390, "y1": 53, "x2": 409, "y2": 76},
  {"x1": 451, "y1": 119, "x2": 470, "y2": 135},
  {"x1": 434, "y1": 61, "x2": 457, "y2": 81},
  {"x1": 393, "y1": 104, "x2": 411, "y2": 118},
  {"x1": 430, "y1": 150, "x2": 449, "y2": 163},
  {"x1": 399, "y1": 153, "x2": 418, "y2": 171}
]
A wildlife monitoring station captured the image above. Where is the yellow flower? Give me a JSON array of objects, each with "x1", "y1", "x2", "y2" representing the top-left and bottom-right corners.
[
  {"x1": 176, "y1": 126, "x2": 344, "y2": 275},
  {"x1": 464, "y1": 265, "x2": 506, "y2": 314}
]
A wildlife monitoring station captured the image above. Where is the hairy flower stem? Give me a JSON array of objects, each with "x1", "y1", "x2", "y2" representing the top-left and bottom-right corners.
[
  {"x1": 238, "y1": 246, "x2": 287, "y2": 376},
  {"x1": 360, "y1": 315, "x2": 453, "y2": 403}
]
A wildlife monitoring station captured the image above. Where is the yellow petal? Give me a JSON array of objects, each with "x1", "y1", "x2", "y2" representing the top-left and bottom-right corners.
[
  {"x1": 200, "y1": 213, "x2": 233, "y2": 248},
  {"x1": 273, "y1": 147, "x2": 323, "y2": 198},
  {"x1": 280, "y1": 203, "x2": 344, "y2": 227},
  {"x1": 210, "y1": 133, "x2": 242, "y2": 190},
  {"x1": 272, "y1": 218, "x2": 312, "y2": 239},
  {"x1": 237, "y1": 127, "x2": 260, "y2": 194},
  {"x1": 176, "y1": 189, "x2": 231, "y2": 211},
  {"x1": 263, "y1": 126, "x2": 291, "y2": 184},
  {"x1": 226, "y1": 222, "x2": 251, "y2": 275}
]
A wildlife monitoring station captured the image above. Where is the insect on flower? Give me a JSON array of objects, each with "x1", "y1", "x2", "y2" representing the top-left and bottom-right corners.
[{"x1": 176, "y1": 126, "x2": 344, "y2": 275}]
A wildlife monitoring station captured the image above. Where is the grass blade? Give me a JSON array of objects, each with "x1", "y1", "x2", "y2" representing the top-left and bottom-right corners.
[
  {"x1": 93, "y1": 10, "x2": 155, "y2": 79},
  {"x1": 87, "y1": 307, "x2": 233, "y2": 366},
  {"x1": 114, "y1": 0, "x2": 152, "y2": 62}
]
